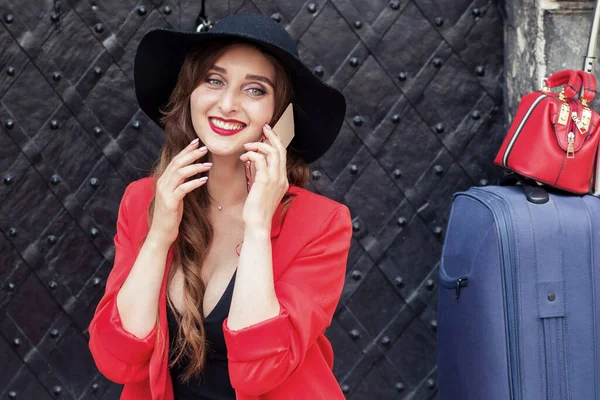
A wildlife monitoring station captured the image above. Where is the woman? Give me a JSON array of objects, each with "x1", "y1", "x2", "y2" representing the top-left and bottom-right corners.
[{"x1": 88, "y1": 13, "x2": 352, "y2": 400}]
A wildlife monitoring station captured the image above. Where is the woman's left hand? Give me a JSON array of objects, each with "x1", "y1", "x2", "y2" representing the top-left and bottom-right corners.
[{"x1": 240, "y1": 123, "x2": 289, "y2": 230}]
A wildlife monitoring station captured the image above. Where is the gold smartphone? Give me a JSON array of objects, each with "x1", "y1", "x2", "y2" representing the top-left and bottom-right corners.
[
  {"x1": 271, "y1": 102, "x2": 295, "y2": 148},
  {"x1": 246, "y1": 103, "x2": 295, "y2": 192}
]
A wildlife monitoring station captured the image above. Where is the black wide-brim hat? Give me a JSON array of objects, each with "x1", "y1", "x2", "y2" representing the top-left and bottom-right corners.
[{"x1": 133, "y1": 13, "x2": 346, "y2": 164}]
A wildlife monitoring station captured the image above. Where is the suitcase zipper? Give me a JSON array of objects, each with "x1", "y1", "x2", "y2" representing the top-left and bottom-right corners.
[
  {"x1": 438, "y1": 271, "x2": 469, "y2": 299},
  {"x1": 502, "y1": 94, "x2": 548, "y2": 167},
  {"x1": 468, "y1": 189, "x2": 521, "y2": 400},
  {"x1": 492, "y1": 194, "x2": 521, "y2": 400},
  {"x1": 455, "y1": 278, "x2": 467, "y2": 299}
]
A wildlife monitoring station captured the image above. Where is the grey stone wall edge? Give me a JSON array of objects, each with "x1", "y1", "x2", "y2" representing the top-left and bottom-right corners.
[{"x1": 504, "y1": 0, "x2": 598, "y2": 124}]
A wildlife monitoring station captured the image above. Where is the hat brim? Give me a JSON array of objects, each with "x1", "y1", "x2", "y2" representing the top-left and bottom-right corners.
[{"x1": 134, "y1": 29, "x2": 346, "y2": 164}]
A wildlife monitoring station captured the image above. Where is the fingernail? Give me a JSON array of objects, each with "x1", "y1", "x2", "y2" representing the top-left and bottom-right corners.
[
  {"x1": 202, "y1": 162, "x2": 213, "y2": 167},
  {"x1": 264, "y1": 123, "x2": 272, "y2": 130},
  {"x1": 199, "y1": 146, "x2": 207, "y2": 151},
  {"x1": 191, "y1": 138, "x2": 199, "y2": 145},
  {"x1": 198, "y1": 176, "x2": 208, "y2": 182}
]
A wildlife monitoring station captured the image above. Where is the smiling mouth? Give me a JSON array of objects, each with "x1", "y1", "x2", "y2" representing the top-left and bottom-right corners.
[{"x1": 208, "y1": 117, "x2": 247, "y2": 135}]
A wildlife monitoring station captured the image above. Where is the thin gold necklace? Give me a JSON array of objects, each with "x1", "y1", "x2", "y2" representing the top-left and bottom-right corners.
[
  {"x1": 209, "y1": 200, "x2": 245, "y2": 255},
  {"x1": 212, "y1": 197, "x2": 246, "y2": 211}
]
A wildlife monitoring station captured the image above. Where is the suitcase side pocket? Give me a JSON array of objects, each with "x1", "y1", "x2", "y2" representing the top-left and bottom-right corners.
[
  {"x1": 439, "y1": 194, "x2": 495, "y2": 300},
  {"x1": 438, "y1": 191, "x2": 512, "y2": 400}
]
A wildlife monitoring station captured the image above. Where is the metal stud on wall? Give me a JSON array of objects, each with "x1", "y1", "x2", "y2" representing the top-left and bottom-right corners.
[{"x1": 0, "y1": 0, "x2": 503, "y2": 399}]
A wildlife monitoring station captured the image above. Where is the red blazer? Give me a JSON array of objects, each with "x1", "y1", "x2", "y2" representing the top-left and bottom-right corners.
[{"x1": 88, "y1": 177, "x2": 352, "y2": 399}]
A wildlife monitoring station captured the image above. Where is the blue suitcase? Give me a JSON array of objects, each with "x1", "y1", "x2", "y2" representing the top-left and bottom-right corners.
[{"x1": 438, "y1": 185, "x2": 600, "y2": 400}]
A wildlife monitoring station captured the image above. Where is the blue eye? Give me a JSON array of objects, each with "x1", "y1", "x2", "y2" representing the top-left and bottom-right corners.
[
  {"x1": 205, "y1": 77, "x2": 223, "y2": 86},
  {"x1": 247, "y1": 87, "x2": 266, "y2": 96}
]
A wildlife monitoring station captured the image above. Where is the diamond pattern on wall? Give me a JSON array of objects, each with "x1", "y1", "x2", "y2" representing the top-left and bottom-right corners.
[{"x1": 0, "y1": 1, "x2": 503, "y2": 398}]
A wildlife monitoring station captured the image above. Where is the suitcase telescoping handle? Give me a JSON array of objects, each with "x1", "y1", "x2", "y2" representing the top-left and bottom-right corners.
[
  {"x1": 584, "y1": 0, "x2": 600, "y2": 76},
  {"x1": 586, "y1": 0, "x2": 600, "y2": 195}
]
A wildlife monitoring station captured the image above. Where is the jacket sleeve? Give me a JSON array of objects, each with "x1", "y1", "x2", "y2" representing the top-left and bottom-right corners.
[
  {"x1": 88, "y1": 181, "x2": 158, "y2": 384},
  {"x1": 223, "y1": 205, "x2": 352, "y2": 396}
]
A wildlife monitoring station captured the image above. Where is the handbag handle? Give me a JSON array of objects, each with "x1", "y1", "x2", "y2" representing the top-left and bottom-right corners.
[
  {"x1": 544, "y1": 69, "x2": 583, "y2": 98},
  {"x1": 576, "y1": 70, "x2": 597, "y2": 105}
]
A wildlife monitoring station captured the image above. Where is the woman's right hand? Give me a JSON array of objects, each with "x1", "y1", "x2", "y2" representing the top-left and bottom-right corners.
[{"x1": 148, "y1": 138, "x2": 211, "y2": 245}]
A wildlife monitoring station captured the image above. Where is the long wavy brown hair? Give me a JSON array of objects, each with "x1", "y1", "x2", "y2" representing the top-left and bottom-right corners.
[{"x1": 146, "y1": 39, "x2": 310, "y2": 382}]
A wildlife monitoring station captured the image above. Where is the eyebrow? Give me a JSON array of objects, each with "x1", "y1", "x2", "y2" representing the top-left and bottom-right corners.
[{"x1": 209, "y1": 65, "x2": 275, "y2": 88}]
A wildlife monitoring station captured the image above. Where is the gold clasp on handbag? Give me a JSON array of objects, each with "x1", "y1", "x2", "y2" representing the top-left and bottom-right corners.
[
  {"x1": 542, "y1": 78, "x2": 551, "y2": 92},
  {"x1": 541, "y1": 77, "x2": 565, "y2": 100},
  {"x1": 558, "y1": 102, "x2": 571, "y2": 125},
  {"x1": 572, "y1": 109, "x2": 592, "y2": 134}
]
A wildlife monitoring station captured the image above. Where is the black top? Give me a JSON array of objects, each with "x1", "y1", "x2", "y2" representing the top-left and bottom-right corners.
[{"x1": 167, "y1": 272, "x2": 237, "y2": 400}]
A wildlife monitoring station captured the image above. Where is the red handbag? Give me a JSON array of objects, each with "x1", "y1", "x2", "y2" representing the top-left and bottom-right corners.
[{"x1": 494, "y1": 69, "x2": 600, "y2": 194}]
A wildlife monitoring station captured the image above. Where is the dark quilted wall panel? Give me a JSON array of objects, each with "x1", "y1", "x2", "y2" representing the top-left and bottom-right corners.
[{"x1": 0, "y1": 1, "x2": 504, "y2": 399}]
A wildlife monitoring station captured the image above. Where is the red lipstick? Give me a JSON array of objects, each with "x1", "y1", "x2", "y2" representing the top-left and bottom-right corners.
[{"x1": 208, "y1": 117, "x2": 246, "y2": 136}]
